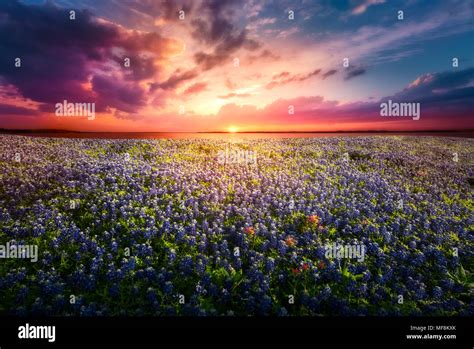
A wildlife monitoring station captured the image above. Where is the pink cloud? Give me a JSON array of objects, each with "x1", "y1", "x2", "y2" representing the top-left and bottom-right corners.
[
  {"x1": 352, "y1": 0, "x2": 385, "y2": 16},
  {"x1": 182, "y1": 82, "x2": 208, "y2": 96}
]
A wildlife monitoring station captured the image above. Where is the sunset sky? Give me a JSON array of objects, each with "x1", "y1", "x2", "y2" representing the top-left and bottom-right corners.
[{"x1": 0, "y1": 0, "x2": 473, "y2": 132}]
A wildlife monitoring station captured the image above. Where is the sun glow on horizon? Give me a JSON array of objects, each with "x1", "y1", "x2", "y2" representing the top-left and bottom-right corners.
[{"x1": 228, "y1": 126, "x2": 239, "y2": 133}]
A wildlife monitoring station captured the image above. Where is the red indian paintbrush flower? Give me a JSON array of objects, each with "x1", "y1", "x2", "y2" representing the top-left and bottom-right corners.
[
  {"x1": 285, "y1": 236, "x2": 296, "y2": 247},
  {"x1": 244, "y1": 227, "x2": 255, "y2": 236},
  {"x1": 307, "y1": 215, "x2": 319, "y2": 225}
]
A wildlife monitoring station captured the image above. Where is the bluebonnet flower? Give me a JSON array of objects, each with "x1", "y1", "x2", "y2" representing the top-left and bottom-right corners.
[
  {"x1": 195, "y1": 259, "x2": 206, "y2": 274},
  {"x1": 432, "y1": 286, "x2": 443, "y2": 299},
  {"x1": 163, "y1": 281, "x2": 174, "y2": 295},
  {"x1": 277, "y1": 241, "x2": 287, "y2": 255},
  {"x1": 265, "y1": 257, "x2": 276, "y2": 273},
  {"x1": 321, "y1": 285, "x2": 332, "y2": 300}
]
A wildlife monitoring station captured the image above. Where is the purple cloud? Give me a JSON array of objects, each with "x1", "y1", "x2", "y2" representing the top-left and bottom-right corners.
[{"x1": 0, "y1": 1, "x2": 177, "y2": 115}]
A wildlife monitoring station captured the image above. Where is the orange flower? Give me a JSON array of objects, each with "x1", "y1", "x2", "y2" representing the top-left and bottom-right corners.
[
  {"x1": 302, "y1": 263, "x2": 310, "y2": 271},
  {"x1": 244, "y1": 227, "x2": 255, "y2": 236},
  {"x1": 291, "y1": 267, "x2": 300, "y2": 275},
  {"x1": 417, "y1": 170, "x2": 427, "y2": 177},
  {"x1": 318, "y1": 261, "x2": 325, "y2": 269},
  {"x1": 285, "y1": 236, "x2": 296, "y2": 247},
  {"x1": 307, "y1": 215, "x2": 319, "y2": 225}
]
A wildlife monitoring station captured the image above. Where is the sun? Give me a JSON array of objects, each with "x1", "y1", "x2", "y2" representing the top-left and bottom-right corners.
[{"x1": 228, "y1": 126, "x2": 239, "y2": 133}]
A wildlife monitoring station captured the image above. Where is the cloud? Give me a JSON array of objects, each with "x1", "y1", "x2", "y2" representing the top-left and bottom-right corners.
[
  {"x1": 112, "y1": 53, "x2": 159, "y2": 82},
  {"x1": 193, "y1": 33, "x2": 260, "y2": 71},
  {"x1": 198, "y1": 68, "x2": 474, "y2": 131},
  {"x1": 218, "y1": 92, "x2": 252, "y2": 99},
  {"x1": 247, "y1": 49, "x2": 280, "y2": 65},
  {"x1": 0, "y1": 104, "x2": 39, "y2": 116},
  {"x1": 154, "y1": 0, "x2": 195, "y2": 21},
  {"x1": 150, "y1": 68, "x2": 199, "y2": 91},
  {"x1": 315, "y1": 1, "x2": 474, "y2": 74},
  {"x1": 246, "y1": 17, "x2": 277, "y2": 31},
  {"x1": 277, "y1": 27, "x2": 300, "y2": 39},
  {"x1": 182, "y1": 82, "x2": 208, "y2": 96},
  {"x1": 407, "y1": 74, "x2": 435, "y2": 89},
  {"x1": 352, "y1": 0, "x2": 385, "y2": 16},
  {"x1": 272, "y1": 72, "x2": 291, "y2": 79},
  {"x1": 106, "y1": 0, "x2": 196, "y2": 28},
  {"x1": 92, "y1": 74, "x2": 147, "y2": 114},
  {"x1": 0, "y1": 0, "x2": 180, "y2": 115},
  {"x1": 344, "y1": 66, "x2": 367, "y2": 80},
  {"x1": 190, "y1": 0, "x2": 262, "y2": 71},
  {"x1": 385, "y1": 67, "x2": 474, "y2": 107},
  {"x1": 341, "y1": 68, "x2": 474, "y2": 124},
  {"x1": 266, "y1": 68, "x2": 341, "y2": 90},
  {"x1": 266, "y1": 69, "x2": 322, "y2": 89},
  {"x1": 225, "y1": 78, "x2": 238, "y2": 90},
  {"x1": 322, "y1": 69, "x2": 338, "y2": 80}
]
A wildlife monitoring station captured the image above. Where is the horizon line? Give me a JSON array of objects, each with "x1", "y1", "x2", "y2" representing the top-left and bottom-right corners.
[{"x1": 1, "y1": 128, "x2": 474, "y2": 134}]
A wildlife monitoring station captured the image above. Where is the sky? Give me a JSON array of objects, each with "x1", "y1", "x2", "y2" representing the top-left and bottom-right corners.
[{"x1": 0, "y1": 0, "x2": 473, "y2": 132}]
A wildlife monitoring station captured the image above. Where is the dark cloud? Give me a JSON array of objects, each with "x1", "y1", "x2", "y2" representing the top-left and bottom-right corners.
[
  {"x1": 92, "y1": 74, "x2": 147, "y2": 114},
  {"x1": 193, "y1": 31, "x2": 260, "y2": 71},
  {"x1": 322, "y1": 69, "x2": 338, "y2": 79},
  {"x1": 344, "y1": 66, "x2": 366, "y2": 80},
  {"x1": 150, "y1": 68, "x2": 199, "y2": 91},
  {"x1": 0, "y1": 0, "x2": 176, "y2": 115},
  {"x1": 0, "y1": 2, "x2": 113, "y2": 105},
  {"x1": 112, "y1": 54, "x2": 159, "y2": 82},
  {"x1": 141, "y1": 0, "x2": 194, "y2": 21},
  {"x1": 266, "y1": 69, "x2": 322, "y2": 89},
  {"x1": 383, "y1": 67, "x2": 474, "y2": 107},
  {"x1": 193, "y1": 52, "x2": 229, "y2": 72},
  {"x1": 306, "y1": 69, "x2": 322, "y2": 79},
  {"x1": 191, "y1": 0, "x2": 240, "y2": 45},
  {"x1": 190, "y1": 0, "x2": 262, "y2": 71},
  {"x1": 0, "y1": 104, "x2": 38, "y2": 116}
]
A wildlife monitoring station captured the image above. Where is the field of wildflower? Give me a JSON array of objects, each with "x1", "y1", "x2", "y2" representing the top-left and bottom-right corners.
[{"x1": 0, "y1": 134, "x2": 472, "y2": 316}]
